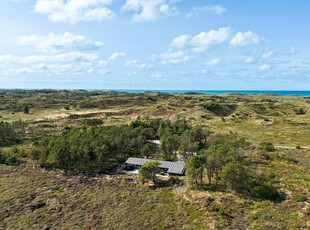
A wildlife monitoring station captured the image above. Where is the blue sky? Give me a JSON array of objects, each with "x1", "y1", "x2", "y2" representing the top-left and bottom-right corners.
[{"x1": 0, "y1": 0, "x2": 309, "y2": 90}]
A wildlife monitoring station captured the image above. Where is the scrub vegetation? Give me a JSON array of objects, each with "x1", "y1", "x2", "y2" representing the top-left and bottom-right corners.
[{"x1": 0, "y1": 90, "x2": 309, "y2": 229}]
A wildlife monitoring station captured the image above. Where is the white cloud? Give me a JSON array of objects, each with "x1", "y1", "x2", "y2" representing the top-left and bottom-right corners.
[
  {"x1": 171, "y1": 27, "x2": 231, "y2": 52},
  {"x1": 125, "y1": 59, "x2": 152, "y2": 69},
  {"x1": 258, "y1": 64, "x2": 271, "y2": 70},
  {"x1": 159, "y1": 4, "x2": 169, "y2": 14},
  {"x1": 200, "y1": 69, "x2": 208, "y2": 74},
  {"x1": 230, "y1": 31, "x2": 261, "y2": 47},
  {"x1": 97, "y1": 69, "x2": 111, "y2": 75},
  {"x1": 6, "y1": 0, "x2": 30, "y2": 3},
  {"x1": 108, "y1": 52, "x2": 125, "y2": 60},
  {"x1": 121, "y1": 0, "x2": 178, "y2": 23},
  {"x1": 245, "y1": 57, "x2": 255, "y2": 64},
  {"x1": 1, "y1": 51, "x2": 125, "y2": 75},
  {"x1": 261, "y1": 48, "x2": 273, "y2": 59},
  {"x1": 88, "y1": 68, "x2": 94, "y2": 73},
  {"x1": 150, "y1": 71, "x2": 164, "y2": 78},
  {"x1": 0, "y1": 54, "x2": 17, "y2": 63},
  {"x1": 6, "y1": 63, "x2": 83, "y2": 75},
  {"x1": 186, "y1": 5, "x2": 226, "y2": 18},
  {"x1": 151, "y1": 51, "x2": 189, "y2": 64},
  {"x1": 171, "y1": 34, "x2": 191, "y2": 48},
  {"x1": 97, "y1": 60, "x2": 110, "y2": 67},
  {"x1": 192, "y1": 27, "x2": 231, "y2": 52},
  {"x1": 97, "y1": 52, "x2": 125, "y2": 67},
  {"x1": 206, "y1": 58, "x2": 221, "y2": 66},
  {"x1": 34, "y1": 0, "x2": 115, "y2": 24},
  {"x1": 18, "y1": 32, "x2": 103, "y2": 53},
  {"x1": 0, "y1": 52, "x2": 98, "y2": 64},
  {"x1": 1, "y1": 49, "x2": 126, "y2": 76}
]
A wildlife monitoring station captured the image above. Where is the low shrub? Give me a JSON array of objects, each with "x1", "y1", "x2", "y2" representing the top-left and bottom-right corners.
[
  {"x1": 203, "y1": 103, "x2": 237, "y2": 116},
  {"x1": 82, "y1": 119, "x2": 103, "y2": 126},
  {"x1": 259, "y1": 142, "x2": 275, "y2": 152},
  {"x1": 0, "y1": 150, "x2": 22, "y2": 166},
  {"x1": 251, "y1": 184, "x2": 280, "y2": 201},
  {"x1": 294, "y1": 193, "x2": 307, "y2": 202},
  {"x1": 294, "y1": 108, "x2": 306, "y2": 115},
  {"x1": 167, "y1": 176, "x2": 182, "y2": 186}
]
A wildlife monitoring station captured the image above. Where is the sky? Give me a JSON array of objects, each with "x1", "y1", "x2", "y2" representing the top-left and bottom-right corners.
[{"x1": 0, "y1": 0, "x2": 310, "y2": 90}]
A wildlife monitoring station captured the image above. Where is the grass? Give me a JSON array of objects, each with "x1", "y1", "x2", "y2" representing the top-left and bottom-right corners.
[
  {"x1": 0, "y1": 163, "x2": 174, "y2": 229},
  {"x1": 1, "y1": 92, "x2": 310, "y2": 146},
  {"x1": 1, "y1": 147, "x2": 309, "y2": 229},
  {"x1": 1, "y1": 91, "x2": 310, "y2": 229},
  {"x1": 1, "y1": 162, "x2": 215, "y2": 229}
]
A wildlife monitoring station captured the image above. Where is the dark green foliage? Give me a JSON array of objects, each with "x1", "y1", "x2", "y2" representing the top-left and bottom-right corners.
[
  {"x1": 167, "y1": 176, "x2": 182, "y2": 186},
  {"x1": 31, "y1": 118, "x2": 204, "y2": 174},
  {"x1": 251, "y1": 183, "x2": 280, "y2": 201},
  {"x1": 259, "y1": 142, "x2": 275, "y2": 152},
  {"x1": 82, "y1": 119, "x2": 103, "y2": 126},
  {"x1": 160, "y1": 133, "x2": 180, "y2": 160},
  {"x1": 185, "y1": 134, "x2": 280, "y2": 201},
  {"x1": 186, "y1": 135, "x2": 249, "y2": 186},
  {"x1": 32, "y1": 125, "x2": 149, "y2": 173},
  {"x1": 0, "y1": 150, "x2": 22, "y2": 166},
  {"x1": 23, "y1": 104, "x2": 29, "y2": 114},
  {"x1": 0, "y1": 122, "x2": 23, "y2": 147},
  {"x1": 249, "y1": 170, "x2": 281, "y2": 201},
  {"x1": 211, "y1": 203, "x2": 227, "y2": 216},
  {"x1": 186, "y1": 155, "x2": 206, "y2": 185},
  {"x1": 3, "y1": 154, "x2": 22, "y2": 166},
  {"x1": 79, "y1": 99, "x2": 106, "y2": 109},
  {"x1": 138, "y1": 160, "x2": 160, "y2": 183},
  {"x1": 30, "y1": 148, "x2": 42, "y2": 160},
  {"x1": 203, "y1": 103, "x2": 237, "y2": 116},
  {"x1": 0, "y1": 150, "x2": 5, "y2": 164},
  {"x1": 222, "y1": 162, "x2": 252, "y2": 193},
  {"x1": 294, "y1": 107, "x2": 306, "y2": 115},
  {"x1": 141, "y1": 143, "x2": 159, "y2": 157}
]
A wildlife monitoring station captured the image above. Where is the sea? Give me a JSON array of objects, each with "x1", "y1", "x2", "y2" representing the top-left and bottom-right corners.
[
  {"x1": 98, "y1": 90, "x2": 310, "y2": 97},
  {"x1": 1, "y1": 89, "x2": 310, "y2": 96}
]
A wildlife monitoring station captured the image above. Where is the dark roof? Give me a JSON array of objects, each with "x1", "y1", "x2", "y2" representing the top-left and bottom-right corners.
[{"x1": 125, "y1": 157, "x2": 185, "y2": 175}]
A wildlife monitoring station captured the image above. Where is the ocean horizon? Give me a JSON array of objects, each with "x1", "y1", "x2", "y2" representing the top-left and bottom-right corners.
[
  {"x1": 1, "y1": 89, "x2": 310, "y2": 96},
  {"x1": 109, "y1": 90, "x2": 310, "y2": 96}
]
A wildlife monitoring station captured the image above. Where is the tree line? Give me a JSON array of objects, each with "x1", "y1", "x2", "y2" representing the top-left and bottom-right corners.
[
  {"x1": 186, "y1": 135, "x2": 281, "y2": 201},
  {"x1": 30, "y1": 118, "x2": 209, "y2": 173}
]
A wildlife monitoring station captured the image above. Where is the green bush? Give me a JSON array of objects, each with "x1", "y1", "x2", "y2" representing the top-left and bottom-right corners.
[
  {"x1": 259, "y1": 142, "x2": 275, "y2": 152},
  {"x1": 0, "y1": 121, "x2": 22, "y2": 147},
  {"x1": 221, "y1": 162, "x2": 253, "y2": 193},
  {"x1": 23, "y1": 104, "x2": 29, "y2": 114},
  {"x1": 0, "y1": 150, "x2": 5, "y2": 164},
  {"x1": 138, "y1": 160, "x2": 160, "y2": 183},
  {"x1": 0, "y1": 150, "x2": 22, "y2": 166},
  {"x1": 294, "y1": 107, "x2": 306, "y2": 115},
  {"x1": 30, "y1": 148, "x2": 42, "y2": 160},
  {"x1": 167, "y1": 176, "x2": 182, "y2": 186},
  {"x1": 203, "y1": 103, "x2": 237, "y2": 116},
  {"x1": 251, "y1": 184, "x2": 280, "y2": 201},
  {"x1": 294, "y1": 193, "x2": 307, "y2": 202},
  {"x1": 82, "y1": 119, "x2": 103, "y2": 126},
  {"x1": 4, "y1": 154, "x2": 22, "y2": 165}
]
